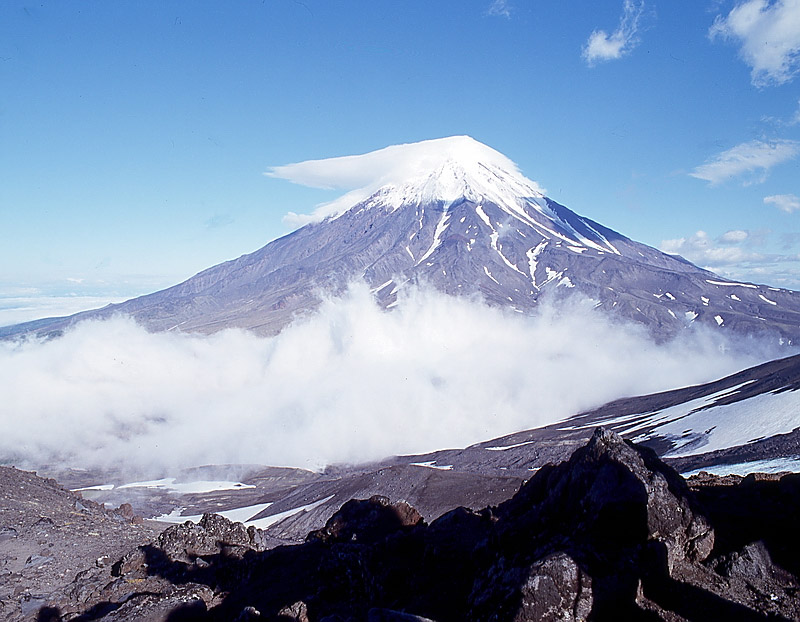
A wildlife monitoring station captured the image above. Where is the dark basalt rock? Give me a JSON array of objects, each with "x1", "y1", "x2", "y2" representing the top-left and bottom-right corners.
[
  {"x1": 307, "y1": 495, "x2": 424, "y2": 544},
  {"x1": 469, "y1": 552, "x2": 593, "y2": 622},
  {"x1": 21, "y1": 429, "x2": 800, "y2": 621}
]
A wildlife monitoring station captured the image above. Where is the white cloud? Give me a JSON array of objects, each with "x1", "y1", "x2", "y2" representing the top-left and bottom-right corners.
[
  {"x1": 765, "y1": 193, "x2": 800, "y2": 212},
  {"x1": 719, "y1": 229, "x2": 750, "y2": 243},
  {"x1": 661, "y1": 230, "x2": 760, "y2": 265},
  {"x1": 660, "y1": 229, "x2": 800, "y2": 288},
  {"x1": 792, "y1": 99, "x2": 800, "y2": 125},
  {"x1": 582, "y1": 0, "x2": 646, "y2": 66},
  {"x1": 267, "y1": 136, "x2": 545, "y2": 225},
  {"x1": 0, "y1": 283, "x2": 761, "y2": 476},
  {"x1": 487, "y1": 0, "x2": 511, "y2": 18},
  {"x1": 0, "y1": 294, "x2": 128, "y2": 328},
  {"x1": 689, "y1": 139, "x2": 800, "y2": 185},
  {"x1": 710, "y1": 0, "x2": 800, "y2": 87}
]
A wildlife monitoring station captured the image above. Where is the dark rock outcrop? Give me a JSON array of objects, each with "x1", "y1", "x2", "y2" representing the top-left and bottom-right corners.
[{"x1": 20, "y1": 429, "x2": 800, "y2": 621}]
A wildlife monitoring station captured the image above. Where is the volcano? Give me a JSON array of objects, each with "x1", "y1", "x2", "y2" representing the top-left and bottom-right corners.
[{"x1": 5, "y1": 136, "x2": 800, "y2": 342}]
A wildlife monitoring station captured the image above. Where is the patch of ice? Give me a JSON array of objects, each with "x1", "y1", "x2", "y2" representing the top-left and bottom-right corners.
[{"x1": 759, "y1": 294, "x2": 777, "y2": 306}]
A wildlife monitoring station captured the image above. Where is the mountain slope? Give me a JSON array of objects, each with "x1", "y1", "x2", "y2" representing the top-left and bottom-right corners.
[{"x1": 4, "y1": 136, "x2": 800, "y2": 342}]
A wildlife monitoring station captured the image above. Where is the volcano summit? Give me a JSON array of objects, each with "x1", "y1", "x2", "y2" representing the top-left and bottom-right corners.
[{"x1": 5, "y1": 136, "x2": 800, "y2": 342}]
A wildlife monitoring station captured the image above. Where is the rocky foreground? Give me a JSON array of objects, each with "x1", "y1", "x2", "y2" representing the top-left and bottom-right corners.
[{"x1": 2, "y1": 429, "x2": 800, "y2": 621}]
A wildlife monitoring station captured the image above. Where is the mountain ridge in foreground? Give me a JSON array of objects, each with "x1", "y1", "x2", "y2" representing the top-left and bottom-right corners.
[
  {"x1": 3, "y1": 135, "x2": 800, "y2": 343},
  {"x1": 4, "y1": 429, "x2": 799, "y2": 621}
]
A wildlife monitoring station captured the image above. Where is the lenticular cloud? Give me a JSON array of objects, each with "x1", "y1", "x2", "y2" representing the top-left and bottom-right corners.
[{"x1": 0, "y1": 283, "x2": 763, "y2": 476}]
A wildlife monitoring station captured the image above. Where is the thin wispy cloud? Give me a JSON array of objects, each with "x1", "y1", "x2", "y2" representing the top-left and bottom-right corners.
[
  {"x1": 689, "y1": 139, "x2": 800, "y2": 185},
  {"x1": 661, "y1": 229, "x2": 800, "y2": 288},
  {"x1": 765, "y1": 193, "x2": 800, "y2": 213},
  {"x1": 487, "y1": 0, "x2": 511, "y2": 18},
  {"x1": 661, "y1": 230, "x2": 761, "y2": 266},
  {"x1": 205, "y1": 213, "x2": 235, "y2": 229},
  {"x1": 710, "y1": 0, "x2": 800, "y2": 87},
  {"x1": 582, "y1": 0, "x2": 646, "y2": 66}
]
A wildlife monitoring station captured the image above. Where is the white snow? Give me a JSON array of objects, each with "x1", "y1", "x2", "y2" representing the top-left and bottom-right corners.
[
  {"x1": 247, "y1": 495, "x2": 336, "y2": 529},
  {"x1": 652, "y1": 390, "x2": 800, "y2": 458},
  {"x1": 575, "y1": 381, "x2": 800, "y2": 462},
  {"x1": 664, "y1": 292, "x2": 675, "y2": 300},
  {"x1": 730, "y1": 294, "x2": 740, "y2": 301},
  {"x1": 155, "y1": 502, "x2": 273, "y2": 525},
  {"x1": 542, "y1": 267, "x2": 563, "y2": 286},
  {"x1": 701, "y1": 297, "x2": 709, "y2": 306},
  {"x1": 485, "y1": 440, "x2": 535, "y2": 451},
  {"x1": 154, "y1": 495, "x2": 337, "y2": 529},
  {"x1": 714, "y1": 315, "x2": 724, "y2": 326},
  {"x1": 685, "y1": 311, "x2": 698, "y2": 322},
  {"x1": 526, "y1": 241, "x2": 548, "y2": 288},
  {"x1": 72, "y1": 484, "x2": 115, "y2": 492},
  {"x1": 682, "y1": 457, "x2": 800, "y2": 477},
  {"x1": 706, "y1": 279, "x2": 757, "y2": 289},
  {"x1": 409, "y1": 461, "x2": 454, "y2": 470},
  {"x1": 272, "y1": 136, "x2": 621, "y2": 254},
  {"x1": 759, "y1": 294, "x2": 778, "y2": 306},
  {"x1": 476, "y1": 205, "x2": 526, "y2": 275},
  {"x1": 372, "y1": 280, "x2": 394, "y2": 293},
  {"x1": 483, "y1": 266, "x2": 500, "y2": 284},
  {"x1": 116, "y1": 478, "x2": 255, "y2": 494},
  {"x1": 416, "y1": 210, "x2": 451, "y2": 264}
]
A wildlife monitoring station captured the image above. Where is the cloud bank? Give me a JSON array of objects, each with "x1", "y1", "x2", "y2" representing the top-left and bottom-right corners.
[
  {"x1": 660, "y1": 229, "x2": 800, "y2": 288},
  {"x1": 764, "y1": 193, "x2": 800, "y2": 213},
  {"x1": 689, "y1": 139, "x2": 799, "y2": 185},
  {"x1": 0, "y1": 283, "x2": 770, "y2": 477},
  {"x1": 582, "y1": 0, "x2": 646, "y2": 66},
  {"x1": 711, "y1": 0, "x2": 800, "y2": 87}
]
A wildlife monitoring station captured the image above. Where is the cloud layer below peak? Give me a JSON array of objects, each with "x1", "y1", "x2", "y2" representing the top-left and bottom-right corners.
[{"x1": 0, "y1": 283, "x2": 767, "y2": 477}]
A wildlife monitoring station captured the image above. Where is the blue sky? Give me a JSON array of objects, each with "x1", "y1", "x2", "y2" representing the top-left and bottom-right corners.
[{"x1": 2, "y1": 0, "x2": 800, "y2": 325}]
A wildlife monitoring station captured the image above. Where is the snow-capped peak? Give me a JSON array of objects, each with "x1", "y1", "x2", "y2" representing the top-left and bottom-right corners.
[{"x1": 268, "y1": 136, "x2": 547, "y2": 225}]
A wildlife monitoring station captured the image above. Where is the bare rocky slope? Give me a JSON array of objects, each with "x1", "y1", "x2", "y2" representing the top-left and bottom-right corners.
[
  {"x1": 3, "y1": 137, "x2": 800, "y2": 344},
  {"x1": 3, "y1": 429, "x2": 800, "y2": 621}
]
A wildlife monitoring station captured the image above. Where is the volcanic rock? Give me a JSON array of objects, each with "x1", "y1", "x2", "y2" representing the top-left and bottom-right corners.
[{"x1": 9, "y1": 429, "x2": 800, "y2": 621}]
